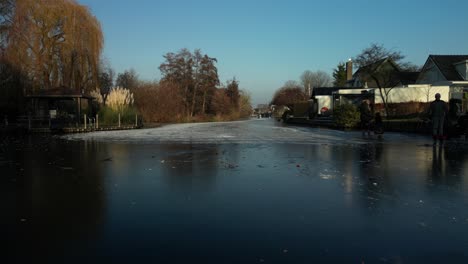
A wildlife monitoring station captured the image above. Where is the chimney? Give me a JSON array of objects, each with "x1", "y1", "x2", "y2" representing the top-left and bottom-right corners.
[{"x1": 346, "y1": 59, "x2": 353, "y2": 81}]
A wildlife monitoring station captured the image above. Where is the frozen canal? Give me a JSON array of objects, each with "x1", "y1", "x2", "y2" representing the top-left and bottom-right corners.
[{"x1": 4, "y1": 119, "x2": 468, "y2": 263}]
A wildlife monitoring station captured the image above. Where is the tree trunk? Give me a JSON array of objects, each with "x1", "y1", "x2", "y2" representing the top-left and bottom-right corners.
[
  {"x1": 202, "y1": 90, "x2": 207, "y2": 114},
  {"x1": 378, "y1": 87, "x2": 389, "y2": 117},
  {"x1": 181, "y1": 84, "x2": 190, "y2": 118},
  {"x1": 190, "y1": 84, "x2": 198, "y2": 117},
  {"x1": 69, "y1": 52, "x2": 75, "y2": 90},
  {"x1": 372, "y1": 75, "x2": 389, "y2": 117}
]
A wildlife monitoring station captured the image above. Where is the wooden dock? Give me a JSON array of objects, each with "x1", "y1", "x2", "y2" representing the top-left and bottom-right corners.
[
  {"x1": 62, "y1": 125, "x2": 140, "y2": 133},
  {"x1": 28, "y1": 125, "x2": 140, "y2": 134}
]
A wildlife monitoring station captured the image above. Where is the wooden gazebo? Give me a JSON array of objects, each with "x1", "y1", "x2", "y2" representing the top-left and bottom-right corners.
[{"x1": 24, "y1": 86, "x2": 95, "y2": 128}]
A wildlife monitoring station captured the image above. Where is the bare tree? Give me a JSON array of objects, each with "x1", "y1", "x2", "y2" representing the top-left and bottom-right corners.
[
  {"x1": 310, "y1": 71, "x2": 332, "y2": 87},
  {"x1": 226, "y1": 78, "x2": 239, "y2": 110},
  {"x1": 116, "y1": 69, "x2": 139, "y2": 90},
  {"x1": 300, "y1": 70, "x2": 314, "y2": 96},
  {"x1": 159, "y1": 48, "x2": 194, "y2": 117},
  {"x1": 354, "y1": 43, "x2": 420, "y2": 116},
  {"x1": 353, "y1": 43, "x2": 405, "y2": 69},
  {"x1": 300, "y1": 70, "x2": 332, "y2": 96},
  {"x1": 364, "y1": 59, "x2": 401, "y2": 116},
  {"x1": 198, "y1": 54, "x2": 219, "y2": 114},
  {"x1": 159, "y1": 48, "x2": 220, "y2": 118},
  {"x1": 191, "y1": 49, "x2": 219, "y2": 116},
  {"x1": 98, "y1": 58, "x2": 114, "y2": 103},
  {"x1": 283, "y1": 80, "x2": 302, "y2": 89}
]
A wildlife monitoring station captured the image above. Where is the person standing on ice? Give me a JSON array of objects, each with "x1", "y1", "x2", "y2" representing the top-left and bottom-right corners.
[
  {"x1": 359, "y1": 99, "x2": 373, "y2": 137},
  {"x1": 427, "y1": 93, "x2": 448, "y2": 145}
]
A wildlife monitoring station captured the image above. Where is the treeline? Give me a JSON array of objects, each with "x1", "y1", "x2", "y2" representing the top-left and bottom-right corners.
[
  {"x1": 146, "y1": 48, "x2": 252, "y2": 122},
  {"x1": 133, "y1": 79, "x2": 252, "y2": 123},
  {"x1": 108, "y1": 49, "x2": 252, "y2": 123},
  {"x1": 0, "y1": 0, "x2": 251, "y2": 123}
]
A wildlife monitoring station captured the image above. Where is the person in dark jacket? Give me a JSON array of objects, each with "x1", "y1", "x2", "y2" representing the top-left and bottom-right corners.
[
  {"x1": 373, "y1": 112, "x2": 384, "y2": 138},
  {"x1": 457, "y1": 111, "x2": 468, "y2": 137},
  {"x1": 359, "y1": 99, "x2": 373, "y2": 136},
  {"x1": 427, "y1": 93, "x2": 449, "y2": 145}
]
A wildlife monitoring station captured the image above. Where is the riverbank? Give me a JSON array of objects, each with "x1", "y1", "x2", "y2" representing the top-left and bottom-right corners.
[
  {"x1": 285, "y1": 117, "x2": 465, "y2": 137},
  {"x1": 0, "y1": 123, "x2": 151, "y2": 134},
  {"x1": 0, "y1": 119, "x2": 247, "y2": 134}
]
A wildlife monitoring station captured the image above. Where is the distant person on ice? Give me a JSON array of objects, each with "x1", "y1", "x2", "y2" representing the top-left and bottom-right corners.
[{"x1": 427, "y1": 93, "x2": 448, "y2": 145}]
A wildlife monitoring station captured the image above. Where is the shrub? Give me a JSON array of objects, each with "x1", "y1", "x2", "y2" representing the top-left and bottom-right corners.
[
  {"x1": 132, "y1": 82, "x2": 251, "y2": 124},
  {"x1": 133, "y1": 82, "x2": 186, "y2": 123},
  {"x1": 211, "y1": 88, "x2": 233, "y2": 116},
  {"x1": 106, "y1": 86, "x2": 134, "y2": 112},
  {"x1": 90, "y1": 89, "x2": 103, "y2": 105},
  {"x1": 333, "y1": 104, "x2": 360, "y2": 128},
  {"x1": 98, "y1": 106, "x2": 138, "y2": 126}
]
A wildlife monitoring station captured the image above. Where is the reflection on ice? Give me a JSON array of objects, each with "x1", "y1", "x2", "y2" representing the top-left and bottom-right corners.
[{"x1": 5, "y1": 118, "x2": 468, "y2": 263}]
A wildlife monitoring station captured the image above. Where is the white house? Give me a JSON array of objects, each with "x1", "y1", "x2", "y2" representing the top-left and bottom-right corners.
[
  {"x1": 417, "y1": 55, "x2": 468, "y2": 85},
  {"x1": 344, "y1": 55, "x2": 468, "y2": 115},
  {"x1": 311, "y1": 56, "x2": 468, "y2": 116}
]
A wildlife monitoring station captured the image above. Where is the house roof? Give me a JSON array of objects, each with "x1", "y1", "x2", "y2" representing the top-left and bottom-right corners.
[
  {"x1": 428, "y1": 55, "x2": 468, "y2": 81},
  {"x1": 312, "y1": 87, "x2": 372, "y2": 96},
  {"x1": 312, "y1": 87, "x2": 341, "y2": 96},
  {"x1": 351, "y1": 57, "x2": 419, "y2": 87},
  {"x1": 398, "y1": 71, "x2": 420, "y2": 85},
  {"x1": 353, "y1": 58, "x2": 399, "y2": 77},
  {"x1": 350, "y1": 58, "x2": 397, "y2": 88},
  {"x1": 25, "y1": 86, "x2": 94, "y2": 99}
]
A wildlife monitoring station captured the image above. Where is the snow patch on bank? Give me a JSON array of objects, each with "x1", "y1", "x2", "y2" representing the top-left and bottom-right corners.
[{"x1": 62, "y1": 119, "x2": 430, "y2": 145}]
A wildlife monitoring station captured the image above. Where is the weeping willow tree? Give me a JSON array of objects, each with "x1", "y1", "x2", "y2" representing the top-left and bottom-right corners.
[{"x1": 4, "y1": 0, "x2": 103, "y2": 93}]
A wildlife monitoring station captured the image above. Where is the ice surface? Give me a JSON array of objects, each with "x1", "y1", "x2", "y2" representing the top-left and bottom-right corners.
[{"x1": 63, "y1": 119, "x2": 434, "y2": 145}]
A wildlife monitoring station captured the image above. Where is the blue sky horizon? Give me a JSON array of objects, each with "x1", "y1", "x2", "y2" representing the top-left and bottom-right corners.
[{"x1": 80, "y1": 0, "x2": 468, "y2": 106}]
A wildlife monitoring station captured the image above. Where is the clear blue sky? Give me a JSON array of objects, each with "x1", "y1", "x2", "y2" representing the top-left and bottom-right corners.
[{"x1": 79, "y1": 0, "x2": 468, "y2": 106}]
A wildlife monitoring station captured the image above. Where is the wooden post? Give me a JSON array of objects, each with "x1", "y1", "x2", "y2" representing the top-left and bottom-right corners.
[
  {"x1": 77, "y1": 98, "x2": 81, "y2": 124},
  {"x1": 84, "y1": 114, "x2": 87, "y2": 130},
  {"x1": 118, "y1": 113, "x2": 121, "y2": 128},
  {"x1": 96, "y1": 114, "x2": 99, "y2": 129},
  {"x1": 135, "y1": 114, "x2": 137, "y2": 127}
]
